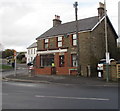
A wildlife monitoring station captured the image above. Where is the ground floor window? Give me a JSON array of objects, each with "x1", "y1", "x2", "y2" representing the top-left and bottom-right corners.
[
  {"x1": 40, "y1": 54, "x2": 54, "y2": 67},
  {"x1": 71, "y1": 54, "x2": 78, "y2": 67},
  {"x1": 59, "y1": 55, "x2": 64, "y2": 67}
]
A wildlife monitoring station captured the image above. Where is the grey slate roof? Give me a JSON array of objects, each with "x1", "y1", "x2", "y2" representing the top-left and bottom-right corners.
[
  {"x1": 36, "y1": 16, "x2": 99, "y2": 40},
  {"x1": 27, "y1": 42, "x2": 37, "y2": 49}
]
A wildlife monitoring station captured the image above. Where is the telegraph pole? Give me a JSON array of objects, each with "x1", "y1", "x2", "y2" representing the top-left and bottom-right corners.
[
  {"x1": 73, "y1": 2, "x2": 81, "y2": 76},
  {"x1": 104, "y1": 0, "x2": 109, "y2": 82},
  {"x1": 14, "y1": 50, "x2": 17, "y2": 76}
]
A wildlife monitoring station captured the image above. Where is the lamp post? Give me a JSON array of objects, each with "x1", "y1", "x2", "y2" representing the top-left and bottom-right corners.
[
  {"x1": 104, "y1": 0, "x2": 109, "y2": 82},
  {"x1": 14, "y1": 50, "x2": 17, "y2": 76},
  {"x1": 73, "y1": 2, "x2": 81, "y2": 76}
]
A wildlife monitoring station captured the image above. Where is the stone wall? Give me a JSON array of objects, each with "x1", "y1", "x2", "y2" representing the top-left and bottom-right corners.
[{"x1": 103, "y1": 61, "x2": 118, "y2": 81}]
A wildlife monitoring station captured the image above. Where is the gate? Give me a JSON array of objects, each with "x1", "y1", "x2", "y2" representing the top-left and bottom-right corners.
[{"x1": 117, "y1": 64, "x2": 120, "y2": 78}]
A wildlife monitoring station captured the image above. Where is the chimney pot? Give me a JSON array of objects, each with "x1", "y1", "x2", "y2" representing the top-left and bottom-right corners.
[
  {"x1": 53, "y1": 15, "x2": 62, "y2": 27},
  {"x1": 99, "y1": 2, "x2": 104, "y2": 8},
  {"x1": 98, "y1": 2, "x2": 105, "y2": 20}
]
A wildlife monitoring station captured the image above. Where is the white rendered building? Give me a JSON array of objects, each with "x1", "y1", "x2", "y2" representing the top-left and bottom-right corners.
[{"x1": 26, "y1": 42, "x2": 37, "y2": 64}]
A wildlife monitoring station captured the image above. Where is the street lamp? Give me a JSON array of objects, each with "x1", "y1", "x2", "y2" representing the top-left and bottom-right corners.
[
  {"x1": 73, "y1": 2, "x2": 81, "y2": 76},
  {"x1": 104, "y1": 0, "x2": 110, "y2": 82},
  {"x1": 14, "y1": 50, "x2": 17, "y2": 76}
]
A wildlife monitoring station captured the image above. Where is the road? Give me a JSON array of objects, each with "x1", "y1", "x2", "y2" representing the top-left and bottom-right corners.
[
  {"x1": 2, "y1": 81, "x2": 118, "y2": 109},
  {"x1": 2, "y1": 63, "x2": 28, "y2": 77}
]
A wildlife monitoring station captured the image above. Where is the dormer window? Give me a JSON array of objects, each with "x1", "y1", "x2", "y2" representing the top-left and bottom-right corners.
[
  {"x1": 44, "y1": 39, "x2": 49, "y2": 49},
  {"x1": 57, "y1": 36, "x2": 62, "y2": 47},
  {"x1": 72, "y1": 34, "x2": 77, "y2": 46}
]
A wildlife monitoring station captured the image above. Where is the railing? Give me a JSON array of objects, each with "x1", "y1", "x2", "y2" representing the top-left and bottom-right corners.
[{"x1": 69, "y1": 68, "x2": 77, "y2": 75}]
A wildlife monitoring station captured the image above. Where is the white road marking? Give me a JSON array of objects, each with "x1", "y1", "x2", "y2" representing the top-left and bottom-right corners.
[
  {"x1": 35, "y1": 95, "x2": 110, "y2": 101},
  {"x1": 15, "y1": 83, "x2": 35, "y2": 87},
  {"x1": 6, "y1": 82, "x2": 36, "y2": 87}
]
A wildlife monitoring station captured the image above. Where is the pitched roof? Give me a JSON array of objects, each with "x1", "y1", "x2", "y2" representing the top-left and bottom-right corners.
[
  {"x1": 27, "y1": 42, "x2": 37, "y2": 49},
  {"x1": 36, "y1": 16, "x2": 99, "y2": 40}
]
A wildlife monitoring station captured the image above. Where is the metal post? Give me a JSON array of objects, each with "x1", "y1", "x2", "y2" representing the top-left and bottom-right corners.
[
  {"x1": 104, "y1": 0, "x2": 109, "y2": 82},
  {"x1": 14, "y1": 50, "x2": 17, "y2": 77},
  {"x1": 73, "y1": 2, "x2": 81, "y2": 75},
  {"x1": 14, "y1": 55, "x2": 17, "y2": 76}
]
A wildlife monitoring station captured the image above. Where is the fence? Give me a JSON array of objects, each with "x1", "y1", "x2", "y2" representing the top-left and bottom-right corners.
[{"x1": 117, "y1": 64, "x2": 120, "y2": 78}]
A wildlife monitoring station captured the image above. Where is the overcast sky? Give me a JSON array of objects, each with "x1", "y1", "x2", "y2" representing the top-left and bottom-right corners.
[{"x1": 0, "y1": 0, "x2": 119, "y2": 52}]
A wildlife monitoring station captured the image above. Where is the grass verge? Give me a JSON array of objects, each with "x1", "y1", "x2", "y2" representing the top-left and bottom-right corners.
[{"x1": 0, "y1": 64, "x2": 12, "y2": 70}]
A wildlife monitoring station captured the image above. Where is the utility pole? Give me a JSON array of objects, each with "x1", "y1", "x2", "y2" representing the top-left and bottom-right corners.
[
  {"x1": 73, "y1": 2, "x2": 81, "y2": 76},
  {"x1": 14, "y1": 50, "x2": 17, "y2": 76},
  {"x1": 104, "y1": 0, "x2": 109, "y2": 82}
]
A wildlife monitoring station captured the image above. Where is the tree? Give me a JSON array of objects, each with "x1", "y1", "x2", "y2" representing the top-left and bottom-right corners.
[
  {"x1": 17, "y1": 52, "x2": 26, "y2": 63},
  {"x1": 2, "y1": 49, "x2": 15, "y2": 58}
]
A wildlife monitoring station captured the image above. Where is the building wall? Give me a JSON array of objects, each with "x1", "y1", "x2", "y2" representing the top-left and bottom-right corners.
[
  {"x1": 37, "y1": 40, "x2": 44, "y2": 51},
  {"x1": 34, "y1": 52, "x2": 77, "y2": 76},
  {"x1": 36, "y1": 32, "x2": 91, "y2": 76},
  {"x1": 78, "y1": 32, "x2": 91, "y2": 76},
  {"x1": 90, "y1": 19, "x2": 117, "y2": 76},
  {"x1": 107, "y1": 21, "x2": 117, "y2": 59},
  {"x1": 35, "y1": 19, "x2": 117, "y2": 76},
  {"x1": 26, "y1": 47, "x2": 37, "y2": 64}
]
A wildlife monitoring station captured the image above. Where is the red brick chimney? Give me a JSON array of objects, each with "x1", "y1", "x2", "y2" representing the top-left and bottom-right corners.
[
  {"x1": 53, "y1": 15, "x2": 62, "y2": 27},
  {"x1": 98, "y1": 2, "x2": 105, "y2": 19}
]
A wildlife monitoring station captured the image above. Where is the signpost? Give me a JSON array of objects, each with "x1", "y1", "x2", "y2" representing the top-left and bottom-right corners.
[{"x1": 14, "y1": 50, "x2": 17, "y2": 76}]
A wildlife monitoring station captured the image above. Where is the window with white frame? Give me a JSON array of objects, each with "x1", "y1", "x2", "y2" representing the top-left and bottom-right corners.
[
  {"x1": 57, "y1": 36, "x2": 62, "y2": 47},
  {"x1": 31, "y1": 49, "x2": 33, "y2": 54},
  {"x1": 59, "y1": 55, "x2": 64, "y2": 67},
  {"x1": 31, "y1": 57, "x2": 33, "y2": 61},
  {"x1": 34, "y1": 48, "x2": 36, "y2": 54},
  {"x1": 72, "y1": 34, "x2": 77, "y2": 46},
  {"x1": 71, "y1": 54, "x2": 78, "y2": 67},
  {"x1": 28, "y1": 49, "x2": 30, "y2": 55},
  {"x1": 44, "y1": 39, "x2": 49, "y2": 49}
]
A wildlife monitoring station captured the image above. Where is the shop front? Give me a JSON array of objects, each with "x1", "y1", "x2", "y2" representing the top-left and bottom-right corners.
[{"x1": 34, "y1": 49, "x2": 77, "y2": 75}]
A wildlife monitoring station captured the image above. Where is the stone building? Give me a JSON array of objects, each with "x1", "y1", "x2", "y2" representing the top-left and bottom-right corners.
[{"x1": 34, "y1": 3, "x2": 118, "y2": 77}]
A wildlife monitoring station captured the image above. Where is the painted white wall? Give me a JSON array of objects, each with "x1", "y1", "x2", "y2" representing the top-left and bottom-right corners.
[{"x1": 26, "y1": 47, "x2": 37, "y2": 64}]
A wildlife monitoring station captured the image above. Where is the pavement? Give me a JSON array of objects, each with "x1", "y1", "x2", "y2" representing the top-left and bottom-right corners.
[
  {"x1": 2, "y1": 71, "x2": 118, "y2": 87},
  {"x1": 1, "y1": 61, "x2": 118, "y2": 86}
]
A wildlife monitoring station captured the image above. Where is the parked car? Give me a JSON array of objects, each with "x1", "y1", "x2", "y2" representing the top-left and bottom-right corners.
[
  {"x1": 97, "y1": 58, "x2": 115, "y2": 71},
  {"x1": 27, "y1": 62, "x2": 33, "y2": 66},
  {"x1": 97, "y1": 58, "x2": 115, "y2": 78},
  {"x1": 6, "y1": 56, "x2": 13, "y2": 64},
  {"x1": 28, "y1": 65, "x2": 33, "y2": 70}
]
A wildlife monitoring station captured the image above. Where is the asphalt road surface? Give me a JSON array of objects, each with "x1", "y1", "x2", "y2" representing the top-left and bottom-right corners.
[
  {"x1": 2, "y1": 63, "x2": 28, "y2": 77},
  {"x1": 2, "y1": 81, "x2": 118, "y2": 109}
]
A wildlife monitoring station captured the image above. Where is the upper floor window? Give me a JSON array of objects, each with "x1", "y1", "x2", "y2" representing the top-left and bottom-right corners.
[
  {"x1": 31, "y1": 49, "x2": 33, "y2": 54},
  {"x1": 72, "y1": 34, "x2": 77, "y2": 46},
  {"x1": 28, "y1": 49, "x2": 30, "y2": 55},
  {"x1": 57, "y1": 36, "x2": 62, "y2": 47},
  {"x1": 44, "y1": 39, "x2": 49, "y2": 49},
  {"x1": 34, "y1": 48, "x2": 36, "y2": 54}
]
